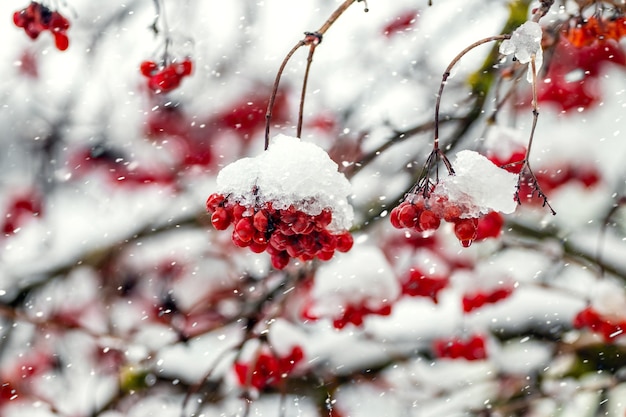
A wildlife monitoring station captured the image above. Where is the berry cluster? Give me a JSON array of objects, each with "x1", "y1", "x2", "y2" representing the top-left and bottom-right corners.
[
  {"x1": 433, "y1": 334, "x2": 488, "y2": 361},
  {"x1": 390, "y1": 193, "x2": 501, "y2": 247},
  {"x1": 573, "y1": 306, "x2": 626, "y2": 342},
  {"x1": 528, "y1": 16, "x2": 626, "y2": 113},
  {"x1": 304, "y1": 303, "x2": 392, "y2": 329},
  {"x1": 564, "y1": 16, "x2": 626, "y2": 48},
  {"x1": 234, "y1": 346, "x2": 304, "y2": 390},
  {"x1": 2, "y1": 191, "x2": 43, "y2": 235},
  {"x1": 400, "y1": 268, "x2": 449, "y2": 303},
  {"x1": 206, "y1": 193, "x2": 353, "y2": 270},
  {"x1": 140, "y1": 58, "x2": 193, "y2": 93},
  {"x1": 13, "y1": 2, "x2": 70, "y2": 51},
  {"x1": 462, "y1": 286, "x2": 513, "y2": 313}
]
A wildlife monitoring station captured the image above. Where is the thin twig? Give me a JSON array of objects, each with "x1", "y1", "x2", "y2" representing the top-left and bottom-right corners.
[
  {"x1": 434, "y1": 35, "x2": 511, "y2": 150},
  {"x1": 297, "y1": 40, "x2": 320, "y2": 138},
  {"x1": 264, "y1": 0, "x2": 360, "y2": 149}
]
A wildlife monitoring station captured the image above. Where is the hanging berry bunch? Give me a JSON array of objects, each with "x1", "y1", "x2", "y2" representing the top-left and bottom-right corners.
[
  {"x1": 13, "y1": 2, "x2": 70, "y2": 51},
  {"x1": 206, "y1": 134, "x2": 354, "y2": 270},
  {"x1": 390, "y1": 150, "x2": 518, "y2": 247},
  {"x1": 140, "y1": 0, "x2": 194, "y2": 94},
  {"x1": 140, "y1": 58, "x2": 193, "y2": 94}
]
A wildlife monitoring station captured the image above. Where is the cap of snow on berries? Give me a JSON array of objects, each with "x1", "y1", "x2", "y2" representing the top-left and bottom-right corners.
[
  {"x1": 499, "y1": 21, "x2": 543, "y2": 82},
  {"x1": 432, "y1": 150, "x2": 518, "y2": 218},
  {"x1": 216, "y1": 134, "x2": 353, "y2": 231}
]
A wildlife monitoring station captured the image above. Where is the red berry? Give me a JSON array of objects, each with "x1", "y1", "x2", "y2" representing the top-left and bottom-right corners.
[
  {"x1": 234, "y1": 217, "x2": 255, "y2": 242},
  {"x1": 454, "y1": 219, "x2": 477, "y2": 247},
  {"x1": 335, "y1": 232, "x2": 354, "y2": 253},
  {"x1": 253, "y1": 210, "x2": 269, "y2": 232},
  {"x1": 53, "y1": 31, "x2": 69, "y2": 51},
  {"x1": 140, "y1": 60, "x2": 158, "y2": 77},
  {"x1": 418, "y1": 210, "x2": 441, "y2": 232},
  {"x1": 14, "y1": 11, "x2": 27, "y2": 27},
  {"x1": 475, "y1": 211, "x2": 503, "y2": 240},
  {"x1": 271, "y1": 251, "x2": 290, "y2": 270},
  {"x1": 389, "y1": 206, "x2": 403, "y2": 229},
  {"x1": 314, "y1": 210, "x2": 332, "y2": 228},
  {"x1": 442, "y1": 204, "x2": 462, "y2": 222},
  {"x1": 205, "y1": 193, "x2": 225, "y2": 213},
  {"x1": 398, "y1": 203, "x2": 419, "y2": 228},
  {"x1": 211, "y1": 207, "x2": 231, "y2": 230}
]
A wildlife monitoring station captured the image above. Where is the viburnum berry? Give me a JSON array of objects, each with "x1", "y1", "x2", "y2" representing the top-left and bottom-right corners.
[
  {"x1": 453, "y1": 218, "x2": 478, "y2": 248},
  {"x1": 13, "y1": 2, "x2": 71, "y2": 51},
  {"x1": 206, "y1": 134, "x2": 354, "y2": 269},
  {"x1": 140, "y1": 58, "x2": 194, "y2": 94}
]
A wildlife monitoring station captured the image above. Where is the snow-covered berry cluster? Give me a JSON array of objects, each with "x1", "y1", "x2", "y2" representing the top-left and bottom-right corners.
[
  {"x1": 207, "y1": 196, "x2": 353, "y2": 269},
  {"x1": 390, "y1": 151, "x2": 518, "y2": 247},
  {"x1": 207, "y1": 134, "x2": 354, "y2": 269},
  {"x1": 13, "y1": 2, "x2": 70, "y2": 51},
  {"x1": 140, "y1": 58, "x2": 193, "y2": 93},
  {"x1": 433, "y1": 334, "x2": 488, "y2": 361}
]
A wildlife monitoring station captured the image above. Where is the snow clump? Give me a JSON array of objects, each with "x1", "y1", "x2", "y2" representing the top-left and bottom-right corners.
[
  {"x1": 433, "y1": 150, "x2": 518, "y2": 217},
  {"x1": 499, "y1": 21, "x2": 543, "y2": 82},
  {"x1": 216, "y1": 134, "x2": 353, "y2": 231}
]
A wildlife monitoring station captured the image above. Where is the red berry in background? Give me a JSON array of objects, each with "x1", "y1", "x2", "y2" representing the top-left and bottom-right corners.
[
  {"x1": 382, "y1": 9, "x2": 419, "y2": 37},
  {"x1": 13, "y1": 3, "x2": 71, "y2": 51},
  {"x1": 418, "y1": 210, "x2": 440, "y2": 232},
  {"x1": 140, "y1": 60, "x2": 158, "y2": 77},
  {"x1": 53, "y1": 31, "x2": 69, "y2": 51},
  {"x1": 475, "y1": 211, "x2": 504, "y2": 241},
  {"x1": 401, "y1": 268, "x2": 449, "y2": 302},
  {"x1": 141, "y1": 58, "x2": 194, "y2": 94},
  {"x1": 433, "y1": 334, "x2": 488, "y2": 361},
  {"x1": 335, "y1": 231, "x2": 354, "y2": 253}
]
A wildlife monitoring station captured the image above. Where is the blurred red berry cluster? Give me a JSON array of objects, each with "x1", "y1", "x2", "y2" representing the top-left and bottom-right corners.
[
  {"x1": 140, "y1": 58, "x2": 193, "y2": 93},
  {"x1": 206, "y1": 194, "x2": 353, "y2": 270},
  {"x1": 462, "y1": 286, "x2": 514, "y2": 313},
  {"x1": 532, "y1": 15, "x2": 626, "y2": 113},
  {"x1": 433, "y1": 334, "x2": 488, "y2": 361},
  {"x1": 13, "y1": 2, "x2": 70, "y2": 51},
  {"x1": 573, "y1": 306, "x2": 626, "y2": 342},
  {"x1": 400, "y1": 268, "x2": 449, "y2": 302},
  {"x1": 303, "y1": 302, "x2": 392, "y2": 329},
  {"x1": 234, "y1": 346, "x2": 304, "y2": 390},
  {"x1": 2, "y1": 191, "x2": 43, "y2": 235}
]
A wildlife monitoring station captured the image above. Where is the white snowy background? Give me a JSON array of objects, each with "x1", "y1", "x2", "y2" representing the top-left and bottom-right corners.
[{"x1": 1, "y1": 0, "x2": 626, "y2": 416}]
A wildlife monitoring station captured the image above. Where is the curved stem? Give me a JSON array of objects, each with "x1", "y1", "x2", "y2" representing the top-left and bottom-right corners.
[
  {"x1": 297, "y1": 44, "x2": 317, "y2": 138},
  {"x1": 264, "y1": 40, "x2": 305, "y2": 150},
  {"x1": 433, "y1": 34, "x2": 510, "y2": 150},
  {"x1": 264, "y1": 0, "x2": 359, "y2": 149}
]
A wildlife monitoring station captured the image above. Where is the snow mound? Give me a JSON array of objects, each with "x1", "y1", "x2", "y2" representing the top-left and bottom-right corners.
[
  {"x1": 308, "y1": 245, "x2": 400, "y2": 317},
  {"x1": 499, "y1": 21, "x2": 543, "y2": 82},
  {"x1": 433, "y1": 150, "x2": 518, "y2": 217},
  {"x1": 216, "y1": 134, "x2": 353, "y2": 231}
]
